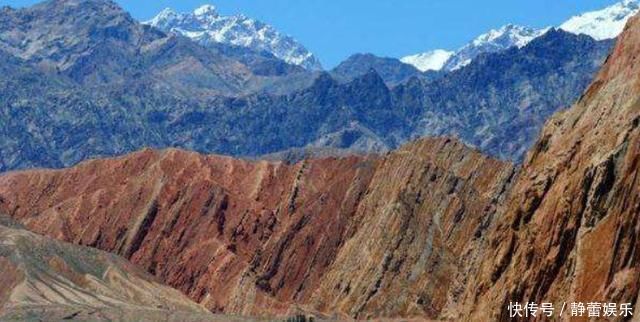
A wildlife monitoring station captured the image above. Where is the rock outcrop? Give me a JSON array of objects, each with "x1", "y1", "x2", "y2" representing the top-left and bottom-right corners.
[
  {"x1": 0, "y1": 138, "x2": 515, "y2": 319},
  {"x1": 456, "y1": 13, "x2": 640, "y2": 321},
  {"x1": 0, "y1": 216, "x2": 216, "y2": 321}
]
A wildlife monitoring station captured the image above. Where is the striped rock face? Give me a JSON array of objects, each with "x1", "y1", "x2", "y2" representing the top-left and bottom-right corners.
[
  {"x1": 460, "y1": 13, "x2": 640, "y2": 321},
  {"x1": 0, "y1": 138, "x2": 515, "y2": 319}
]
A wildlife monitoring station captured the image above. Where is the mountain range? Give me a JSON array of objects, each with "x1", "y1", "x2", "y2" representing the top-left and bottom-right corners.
[
  {"x1": 0, "y1": 0, "x2": 615, "y2": 172},
  {"x1": 2, "y1": 0, "x2": 640, "y2": 321},
  {"x1": 2, "y1": 9, "x2": 640, "y2": 319},
  {"x1": 402, "y1": 0, "x2": 639, "y2": 72}
]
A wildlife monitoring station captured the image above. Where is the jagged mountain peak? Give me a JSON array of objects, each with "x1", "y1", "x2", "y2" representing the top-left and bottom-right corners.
[
  {"x1": 34, "y1": 0, "x2": 126, "y2": 13},
  {"x1": 403, "y1": 1, "x2": 636, "y2": 73},
  {"x1": 470, "y1": 24, "x2": 548, "y2": 48},
  {"x1": 0, "y1": 0, "x2": 151, "y2": 69},
  {"x1": 145, "y1": 4, "x2": 322, "y2": 70},
  {"x1": 442, "y1": 24, "x2": 549, "y2": 71},
  {"x1": 402, "y1": 24, "x2": 549, "y2": 72}
]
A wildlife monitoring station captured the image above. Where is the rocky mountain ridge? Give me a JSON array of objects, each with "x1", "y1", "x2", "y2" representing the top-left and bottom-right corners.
[
  {"x1": 460, "y1": 11, "x2": 640, "y2": 320},
  {"x1": 442, "y1": 24, "x2": 549, "y2": 72},
  {"x1": 0, "y1": 138, "x2": 516, "y2": 319},
  {"x1": 403, "y1": 0, "x2": 638, "y2": 72},
  {"x1": 0, "y1": 0, "x2": 613, "y2": 172}
]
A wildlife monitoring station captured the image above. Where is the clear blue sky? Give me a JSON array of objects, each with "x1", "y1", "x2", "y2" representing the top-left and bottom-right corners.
[{"x1": 2, "y1": 0, "x2": 621, "y2": 67}]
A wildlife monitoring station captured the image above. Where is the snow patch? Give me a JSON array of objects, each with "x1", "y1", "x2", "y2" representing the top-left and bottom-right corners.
[
  {"x1": 560, "y1": 0, "x2": 639, "y2": 40},
  {"x1": 401, "y1": 50, "x2": 454, "y2": 72}
]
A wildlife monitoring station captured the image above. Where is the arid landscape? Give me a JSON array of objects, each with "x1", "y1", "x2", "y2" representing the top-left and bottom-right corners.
[{"x1": 2, "y1": 0, "x2": 640, "y2": 321}]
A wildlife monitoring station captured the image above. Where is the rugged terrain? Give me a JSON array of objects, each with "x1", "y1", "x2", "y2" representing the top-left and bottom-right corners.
[
  {"x1": 0, "y1": 216, "x2": 216, "y2": 321},
  {"x1": 330, "y1": 53, "x2": 439, "y2": 86},
  {"x1": 0, "y1": 0, "x2": 615, "y2": 173},
  {"x1": 3, "y1": 1, "x2": 640, "y2": 321},
  {"x1": 458, "y1": 12, "x2": 640, "y2": 321},
  {"x1": 0, "y1": 138, "x2": 515, "y2": 319}
]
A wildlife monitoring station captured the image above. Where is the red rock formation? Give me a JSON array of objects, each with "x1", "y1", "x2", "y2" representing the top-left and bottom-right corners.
[
  {"x1": 5, "y1": 13, "x2": 640, "y2": 320},
  {"x1": 458, "y1": 14, "x2": 640, "y2": 321},
  {"x1": 0, "y1": 138, "x2": 514, "y2": 319}
]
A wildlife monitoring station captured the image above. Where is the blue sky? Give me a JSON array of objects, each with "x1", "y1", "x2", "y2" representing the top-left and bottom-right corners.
[{"x1": 2, "y1": 0, "x2": 621, "y2": 67}]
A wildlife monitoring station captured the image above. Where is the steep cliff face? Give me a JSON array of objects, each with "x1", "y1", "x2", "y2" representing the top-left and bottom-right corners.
[
  {"x1": 460, "y1": 14, "x2": 640, "y2": 321},
  {"x1": 308, "y1": 139, "x2": 515, "y2": 319},
  {"x1": 0, "y1": 138, "x2": 514, "y2": 319}
]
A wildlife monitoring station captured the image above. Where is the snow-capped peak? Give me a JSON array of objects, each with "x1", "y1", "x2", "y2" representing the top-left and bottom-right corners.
[
  {"x1": 403, "y1": 1, "x2": 636, "y2": 73},
  {"x1": 443, "y1": 24, "x2": 549, "y2": 71},
  {"x1": 471, "y1": 24, "x2": 548, "y2": 48},
  {"x1": 560, "y1": 0, "x2": 639, "y2": 40},
  {"x1": 145, "y1": 4, "x2": 322, "y2": 70},
  {"x1": 401, "y1": 24, "x2": 549, "y2": 72},
  {"x1": 400, "y1": 50, "x2": 454, "y2": 72},
  {"x1": 146, "y1": 8, "x2": 179, "y2": 26}
]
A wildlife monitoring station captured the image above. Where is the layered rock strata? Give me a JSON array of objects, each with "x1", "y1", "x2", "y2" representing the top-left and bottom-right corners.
[{"x1": 0, "y1": 138, "x2": 515, "y2": 319}]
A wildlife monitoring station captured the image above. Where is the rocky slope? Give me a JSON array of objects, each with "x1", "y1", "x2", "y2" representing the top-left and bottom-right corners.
[
  {"x1": 0, "y1": 216, "x2": 216, "y2": 321},
  {"x1": 0, "y1": 138, "x2": 515, "y2": 319},
  {"x1": 2, "y1": 3, "x2": 640, "y2": 322},
  {"x1": 0, "y1": 0, "x2": 245, "y2": 95},
  {"x1": 0, "y1": 28, "x2": 610, "y2": 171},
  {"x1": 4, "y1": 10, "x2": 640, "y2": 319},
  {"x1": 408, "y1": 29, "x2": 614, "y2": 161},
  {"x1": 0, "y1": 0, "x2": 314, "y2": 94},
  {"x1": 457, "y1": 11, "x2": 640, "y2": 321},
  {"x1": 146, "y1": 5, "x2": 322, "y2": 70}
]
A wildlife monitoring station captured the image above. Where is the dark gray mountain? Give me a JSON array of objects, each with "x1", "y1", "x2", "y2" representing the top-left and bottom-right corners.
[
  {"x1": 0, "y1": 0, "x2": 616, "y2": 172},
  {"x1": 331, "y1": 53, "x2": 441, "y2": 86},
  {"x1": 408, "y1": 29, "x2": 615, "y2": 160}
]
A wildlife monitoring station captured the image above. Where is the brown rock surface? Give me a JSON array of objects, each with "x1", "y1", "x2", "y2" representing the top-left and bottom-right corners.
[
  {"x1": 0, "y1": 138, "x2": 515, "y2": 319},
  {"x1": 457, "y1": 14, "x2": 640, "y2": 321}
]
